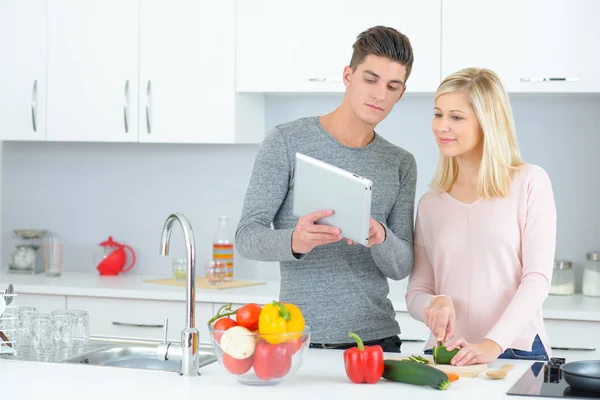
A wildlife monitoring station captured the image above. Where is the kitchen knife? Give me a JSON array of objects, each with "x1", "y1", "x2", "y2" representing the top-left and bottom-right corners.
[{"x1": 433, "y1": 340, "x2": 443, "y2": 363}]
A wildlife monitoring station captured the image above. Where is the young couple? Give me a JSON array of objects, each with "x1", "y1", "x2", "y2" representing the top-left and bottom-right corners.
[{"x1": 235, "y1": 26, "x2": 556, "y2": 366}]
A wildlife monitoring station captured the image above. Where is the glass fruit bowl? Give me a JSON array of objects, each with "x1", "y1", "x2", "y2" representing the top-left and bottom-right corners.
[{"x1": 208, "y1": 324, "x2": 312, "y2": 385}]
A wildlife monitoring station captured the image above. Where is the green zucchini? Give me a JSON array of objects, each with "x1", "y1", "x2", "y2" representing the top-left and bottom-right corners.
[
  {"x1": 433, "y1": 346, "x2": 459, "y2": 365},
  {"x1": 382, "y1": 359, "x2": 451, "y2": 390}
]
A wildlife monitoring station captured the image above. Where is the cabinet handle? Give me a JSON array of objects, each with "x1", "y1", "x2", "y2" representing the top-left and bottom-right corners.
[
  {"x1": 308, "y1": 77, "x2": 342, "y2": 83},
  {"x1": 145, "y1": 80, "x2": 152, "y2": 133},
  {"x1": 162, "y1": 317, "x2": 169, "y2": 342},
  {"x1": 520, "y1": 77, "x2": 579, "y2": 82},
  {"x1": 551, "y1": 346, "x2": 596, "y2": 351},
  {"x1": 123, "y1": 80, "x2": 129, "y2": 133},
  {"x1": 112, "y1": 321, "x2": 164, "y2": 328},
  {"x1": 31, "y1": 80, "x2": 38, "y2": 132}
]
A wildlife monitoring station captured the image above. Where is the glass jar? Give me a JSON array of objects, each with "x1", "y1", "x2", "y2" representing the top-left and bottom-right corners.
[
  {"x1": 550, "y1": 260, "x2": 575, "y2": 295},
  {"x1": 172, "y1": 258, "x2": 187, "y2": 281},
  {"x1": 205, "y1": 261, "x2": 225, "y2": 285},
  {"x1": 583, "y1": 251, "x2": 600, "y2": 297}
]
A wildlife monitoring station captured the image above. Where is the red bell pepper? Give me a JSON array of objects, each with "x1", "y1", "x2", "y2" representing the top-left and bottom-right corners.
[
  {"x1": 343, "y1": 332, "x2": 384, "y2": 384},
  {"x1": 253, "y1": 340, "x2": 293, "y2": 381}
]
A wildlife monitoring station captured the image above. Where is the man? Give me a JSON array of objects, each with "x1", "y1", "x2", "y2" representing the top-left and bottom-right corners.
[{"x1": 235, "y1": 26, "x2": 417, "y2": 352}]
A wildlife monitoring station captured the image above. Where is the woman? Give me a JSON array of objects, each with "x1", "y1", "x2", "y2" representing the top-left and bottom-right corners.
[{"x1": 405, "y1": 67, "x2": 556, "y2": 366}]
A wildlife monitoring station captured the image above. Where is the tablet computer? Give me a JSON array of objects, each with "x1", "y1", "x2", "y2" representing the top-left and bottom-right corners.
[{"x1": 292, "y1": 152, "x2": 372, "y2": 246}]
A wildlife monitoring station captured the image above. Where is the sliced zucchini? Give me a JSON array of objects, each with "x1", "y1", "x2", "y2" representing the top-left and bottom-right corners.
[{"x1": 433, "y1": 346, "x2": 459, "y2": 365}]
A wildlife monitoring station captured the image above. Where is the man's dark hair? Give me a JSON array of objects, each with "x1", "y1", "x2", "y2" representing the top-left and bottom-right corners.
[{"x1": 349, "y1": 25, "x2": 414, "y2": 83}]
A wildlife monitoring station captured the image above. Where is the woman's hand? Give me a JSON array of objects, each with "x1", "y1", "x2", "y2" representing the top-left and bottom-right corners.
[
  {"x1": 445, "y1": 338, "x2": 502, "y2": 366},
  {"x1": 424, "y1": 296, "x2": 456, "y2": 343}
]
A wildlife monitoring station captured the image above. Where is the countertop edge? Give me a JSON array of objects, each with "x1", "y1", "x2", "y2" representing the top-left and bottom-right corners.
[{"x1": 3, "y1": 273, "x2": 600, "y2": 322}]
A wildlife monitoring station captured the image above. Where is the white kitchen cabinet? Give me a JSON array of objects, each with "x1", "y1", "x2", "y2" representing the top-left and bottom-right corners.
[
  {"x1": 139, "y1": 0, "x2": 236, "y2": 143},
  {"x1": 0, "y1": 0, "x2": 47, "y2": 141},
  {"x1": 46, "y1": 0, "x2": 140, "y2": 142},
  {"x1": 66, "y1": 296, "x2": 214, "y2": 343},
  {"x1": 15, "y1": 293, "x2": 67, "y2": 313},
  {"x1": 545, "y1": 319, "x2": 600, "y2": 351},
  {"x1": 441, "y1": 0, "x2": 600, "y2": 93},
  {"x1": 236, "y1": 0, "x2": 441, "y2": 94},
  {"x1": 43, "y1": 0, "x2": 263, "y2": 144},
  {"x1": 138, "y1": 0, "x2": 264, "y2": 143}
]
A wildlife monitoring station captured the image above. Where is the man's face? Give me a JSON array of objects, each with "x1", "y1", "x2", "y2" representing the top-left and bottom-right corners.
[{"x1": 343, "y1": 54, "x2": 407, "y2": 126}]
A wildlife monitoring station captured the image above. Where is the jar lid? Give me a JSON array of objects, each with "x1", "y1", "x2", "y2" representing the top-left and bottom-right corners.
[
  {"x1": 587, "y1": 252, "x2": 600, "y2": 261},
  {"x1": 553, "y1": 260, "x2": 572, "y2": 270}
]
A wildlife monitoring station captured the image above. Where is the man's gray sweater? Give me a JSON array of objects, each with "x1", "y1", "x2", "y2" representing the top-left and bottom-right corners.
[{"x1": 235, "y1": 116, "x2": 417, "y2": 344}]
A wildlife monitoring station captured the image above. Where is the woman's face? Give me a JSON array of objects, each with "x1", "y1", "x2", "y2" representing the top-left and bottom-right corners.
[{"x1": 432, "y1": 91, "x2": 483, "y2": 158}]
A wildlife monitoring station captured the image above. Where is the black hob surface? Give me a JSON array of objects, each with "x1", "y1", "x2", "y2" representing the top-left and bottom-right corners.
[{"x1": 507, "y1": 358, "x2": 600, "y2": 399}]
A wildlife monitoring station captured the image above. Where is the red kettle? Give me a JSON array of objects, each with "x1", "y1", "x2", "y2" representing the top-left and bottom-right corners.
[{"x1": 95, "y1": 236, "x2": 136, "y2": 276}]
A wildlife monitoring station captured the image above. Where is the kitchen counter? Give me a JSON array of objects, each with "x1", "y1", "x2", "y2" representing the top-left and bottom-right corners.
[
  {"x1": 0, "y1": 270, "x2": 412, "y2": 310},
  {"x1": 2, "y1": 271, "x2": 600, "y2": 321},
  {"x1": 0, "y1": 270, "x2": 284, "y2": 305},
  {"x1": 1, "y1": 342, "x2": 598, "y2": 400}
]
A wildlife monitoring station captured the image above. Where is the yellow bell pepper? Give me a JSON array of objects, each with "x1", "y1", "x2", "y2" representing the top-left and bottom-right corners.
[{"x1": 258, "y1": 301, "x2": 305, "y2": 344}]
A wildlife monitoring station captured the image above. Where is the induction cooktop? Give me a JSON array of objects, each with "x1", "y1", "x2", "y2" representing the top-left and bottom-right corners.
[{"x1": 507, "y1": 358, "x2": 600, "y2": 399}]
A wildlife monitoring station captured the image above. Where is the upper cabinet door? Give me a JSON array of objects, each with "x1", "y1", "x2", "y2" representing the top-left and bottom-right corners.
[
  {"x1": 0, "y1": 0, "x2": 47, "y2": 141},
  {"x1": 442, "y1": 0, "x2": 600, "y2": 93},
  {"x1": 139, "y1": 0, "x2": 236, "y2": 143},
  {"x1": 236, "y1": 0, "x2": 441, "y2": 94},
  {"x1": 46, "y1": 0, "x2": 140, "y2": 142}
]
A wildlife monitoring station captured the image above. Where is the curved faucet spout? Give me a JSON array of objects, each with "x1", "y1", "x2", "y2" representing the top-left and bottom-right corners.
[{"x1": 159, "y1": 212, "x2": 199, "y2": 376}]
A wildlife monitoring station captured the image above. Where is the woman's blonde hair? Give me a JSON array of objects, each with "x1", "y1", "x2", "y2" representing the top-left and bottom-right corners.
[{"x1": 431, "y1": 67, "x2": 523, "y2": 199}]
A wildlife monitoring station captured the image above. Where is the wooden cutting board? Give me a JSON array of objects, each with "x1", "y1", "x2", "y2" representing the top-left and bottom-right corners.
[
  {"x1": 390, "y1": 355, "x2": 488, "y2": 378},
  {"x1": 144, "y1": 278, "x2": 265, "y2": 290}
]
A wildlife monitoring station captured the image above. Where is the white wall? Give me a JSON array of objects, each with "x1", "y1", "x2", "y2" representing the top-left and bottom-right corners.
[{"x1": 2, "y1": 94, "x2": 600, "y2": 289}]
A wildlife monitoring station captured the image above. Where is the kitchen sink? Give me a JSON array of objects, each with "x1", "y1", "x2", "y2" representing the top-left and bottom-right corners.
[{"x1": 60, "y1": 339, "x2": 217, "y2": 373}]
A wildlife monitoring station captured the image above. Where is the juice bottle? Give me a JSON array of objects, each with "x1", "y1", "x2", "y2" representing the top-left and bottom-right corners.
[{"x1": 213, "y1": 216, "x2": 233, "y2": 281}]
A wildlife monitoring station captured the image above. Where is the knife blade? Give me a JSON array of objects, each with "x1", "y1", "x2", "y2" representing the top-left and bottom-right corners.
[{"x1": 433, "y1": 340, "x2": 443, "y2": 364}]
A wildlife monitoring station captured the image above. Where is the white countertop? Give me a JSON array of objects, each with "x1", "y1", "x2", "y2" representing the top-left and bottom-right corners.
[
  {"x1": 2, "y1": 271, "x2": 600, "y2": 321},
  {"x1": 0, "y1": 270, "x2": 412, "y2": 310},
  {"x1": 1, "y1": 342, "x2": 598, "y2": 400},
  {"x1": 0, "y1": 270, "x2": 284, "y2": 304}
]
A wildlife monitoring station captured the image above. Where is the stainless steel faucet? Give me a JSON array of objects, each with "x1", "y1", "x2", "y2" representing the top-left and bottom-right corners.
[{"x1": 156, "y1": 212, "x2": 200, "y2": 376}]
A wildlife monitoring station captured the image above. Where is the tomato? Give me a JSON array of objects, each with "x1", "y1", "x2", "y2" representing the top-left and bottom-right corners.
[
  {"x1": 222, "y1": 353, "x2": 253, "y2": 375},
  {"x1": 213, "y1": 317, "x2": 237, "y2": 343},
  {"x1": 235, "y1": 303, "x2": 262, "y2": 331}
]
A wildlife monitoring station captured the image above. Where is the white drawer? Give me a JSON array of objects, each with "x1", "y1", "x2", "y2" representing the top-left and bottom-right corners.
[
  {"x1": 545, "y1": 319, "x2": 600, "y2": 350},
  {"x1": 66, "y1": 296, "x2": 213, "y2": 343},
  {"x1": 16, "y1": 293, "x2": 66, "y2": 313},
  {"x1": 396, "y1": 312, "x2": 430, "y2": 342},
  {"x1": 396, "y1": 314, "x2": 600, "y2": 351}
]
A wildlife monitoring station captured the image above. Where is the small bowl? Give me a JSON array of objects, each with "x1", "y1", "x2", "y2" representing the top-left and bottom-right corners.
[{"x1": 208, "y1": 325, "x2": 311, "y2": 385}]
